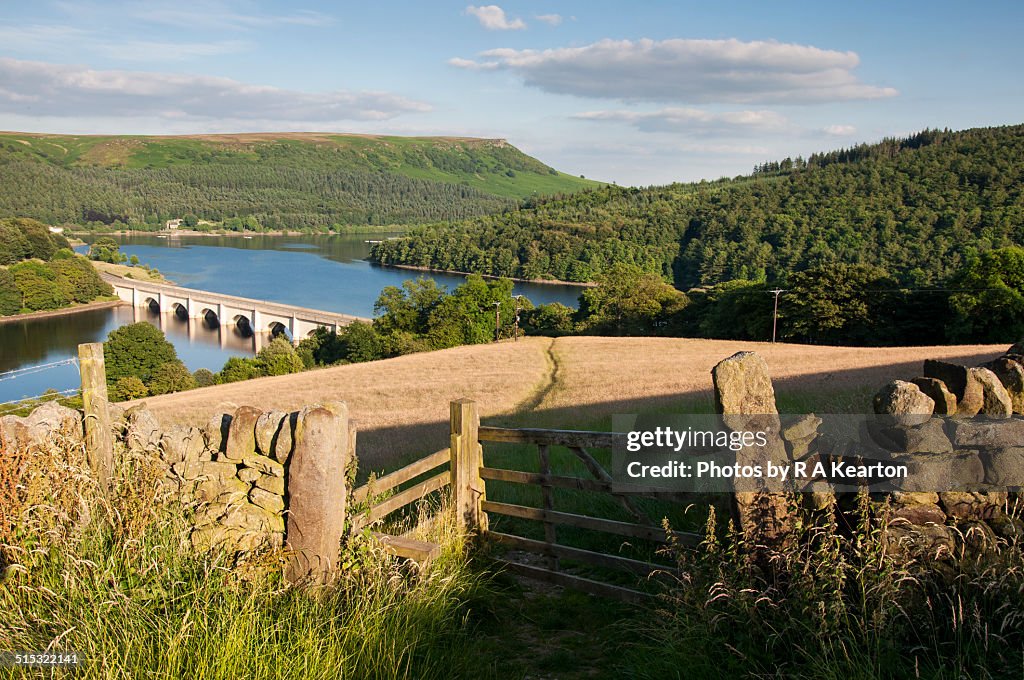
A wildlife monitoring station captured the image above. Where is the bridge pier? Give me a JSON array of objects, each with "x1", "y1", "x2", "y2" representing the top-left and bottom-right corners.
[{"x1": 100, "y1": 274, "x2": 367, "y2": 345}]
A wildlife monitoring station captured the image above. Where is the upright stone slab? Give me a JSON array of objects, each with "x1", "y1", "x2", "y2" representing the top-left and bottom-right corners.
[
  {"x1": 984, "y1": 357, "x2": 1024, "y2": 413},
  {"x1": 911, "y1": 378, "x2": 958, "y2": 415},
  {"x1": 971, "y1": 367, "x2": 1012, "y2": 418},
  {"x1": 224, "y1": 406, "x2": 262, "y2": 461},
  {"x1": 284, "y1": 403, "x2": 348, "y2": 584},
  {"x1": 711, "y1": 352, "x2": 793, "y2": 544},
  {"x1": 923, "y1": 360, "x2": 983, "y2": 416}
]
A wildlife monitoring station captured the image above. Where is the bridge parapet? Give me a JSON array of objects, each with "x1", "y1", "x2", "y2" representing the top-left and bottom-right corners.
[{"x1": 102, "y1": 273, "x2": 369, "y2": 342}]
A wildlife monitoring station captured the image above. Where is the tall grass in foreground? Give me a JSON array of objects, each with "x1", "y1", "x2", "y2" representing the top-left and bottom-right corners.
[
  {"x1": 622, "y1": 498, "x2": 1024, "y2": 679},
  {"x1": 0, "y1": 435, "x2": 492, "y2": 679}
]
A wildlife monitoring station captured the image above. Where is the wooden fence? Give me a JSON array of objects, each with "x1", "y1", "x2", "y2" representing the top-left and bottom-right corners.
[{"x1": 355, "y1": 398, "x2": 701, "y2": 603}]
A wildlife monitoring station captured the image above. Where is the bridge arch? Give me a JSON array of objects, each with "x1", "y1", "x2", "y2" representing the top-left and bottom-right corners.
[
  {"x1": 142, "y1": 297, "x2": 160, "y2": 313},
  {"x1": 200, "y1": 307, "x2": 220, "y2": 327},
  {"x1": 232, "y1": 313, "x2": 254, "y2": 336},
  {"x1": 268, "y1": 321, "x2": 292, "y2": 341},
  {"x1": 170, "y1": 302, "x2": 188, "y2": 320}
]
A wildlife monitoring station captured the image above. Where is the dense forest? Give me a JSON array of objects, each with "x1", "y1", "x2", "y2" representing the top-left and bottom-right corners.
[
  {"x1": 0, "y1": 133, "x2": 597, "y2": 230},
  {"x1": 0, "y1": 218, "x2": 112, "y2": 315},
  {"x1": 371, "y1": 125, "x2": 1024, "y2": 288}
]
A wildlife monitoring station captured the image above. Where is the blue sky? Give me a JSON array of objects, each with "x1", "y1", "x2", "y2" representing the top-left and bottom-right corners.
[{"x1": 1, "y1": 1, "x2": 1021, "y2": 185}]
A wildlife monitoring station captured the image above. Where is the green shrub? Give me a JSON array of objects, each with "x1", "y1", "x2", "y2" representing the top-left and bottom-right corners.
[
  {"x1": 112, "y1": 375, "x2": 149, "y2": 401},
  {"x1": 193, "y1": 368, "x2": 218, "y2": 387},
  {"x1": 104, "y1": 322, "x2": 180, "y2": 388},
  {"x1": 253, "y1": 337, "x2": 304, "y2": 376},
  {"x1": 148, "y1": 361, "x2": 198, "y2": 395},
  {"x1": 218, "y1": 356, "x2": 260, "y2": 383}
]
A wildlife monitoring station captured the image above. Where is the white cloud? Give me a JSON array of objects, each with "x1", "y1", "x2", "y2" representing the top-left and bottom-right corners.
[
  {"x1": 573, "y1": 107, "x2": 788, "y2": 135},
  {"x1": 535, "y1": 14, "x2": 563, "y2": 26},
  {"x1": 823, "y1": 124, "x2": 857, "y2": 136},
  {"x1": 0, "y1": 58, "x2": 431, "y2": 124},
  {"x1": 465, "y1": 5, "x2": 526, "y2": 30},
  {"x1": 451, "y1": 38, "x2": 898, "y2": 104}
]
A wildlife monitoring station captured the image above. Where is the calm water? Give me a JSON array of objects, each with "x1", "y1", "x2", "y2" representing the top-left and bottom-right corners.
[{"x1": 0, "y1": 232, "x2": 584, "y2": 403}]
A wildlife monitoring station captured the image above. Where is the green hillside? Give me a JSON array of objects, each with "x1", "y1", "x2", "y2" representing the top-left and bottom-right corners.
[
  {"x1": 0, "y1": 132, "x2": 599, "y2": 230},
  {"x1": 371, "y1": 124, "x2": 1024, "y2": 286}
]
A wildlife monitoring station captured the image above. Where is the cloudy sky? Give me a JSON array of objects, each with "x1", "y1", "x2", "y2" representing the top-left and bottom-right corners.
[{"x1": 1, "y1": 1, "x2": 1020, "y2": 185}]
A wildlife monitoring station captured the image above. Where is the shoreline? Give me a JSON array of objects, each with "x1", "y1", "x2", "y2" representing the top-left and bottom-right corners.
[
  {"x1": 378, "y1": 262, "x2": 597, "y2": 288},
  {"x1": 70, "y1": 227, "x2": 409, "y2": 238},
  {"x1": 0, "y1": 299, "x2": 126, "y2": 325}
]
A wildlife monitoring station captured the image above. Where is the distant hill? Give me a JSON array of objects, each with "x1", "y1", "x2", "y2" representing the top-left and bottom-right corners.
[
  {"x1": 371, "y1": 124, "x2": 1024, "y2": 286},
  {"x1": 0, "y1": 132, "x2": 599, "y2": 230}
]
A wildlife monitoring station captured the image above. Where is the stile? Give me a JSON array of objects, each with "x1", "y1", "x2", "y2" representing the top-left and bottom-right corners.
[{"x1": 352, "y1": 448, "x2": 450, "y2": 504}]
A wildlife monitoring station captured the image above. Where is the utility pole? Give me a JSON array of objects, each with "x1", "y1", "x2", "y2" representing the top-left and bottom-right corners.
[
  {"x1": 769, "y1": 289, "x2": 786, "y2": 343},
  {"x1": 494, "y1": 301, "x2": 501, "y2": 342}
]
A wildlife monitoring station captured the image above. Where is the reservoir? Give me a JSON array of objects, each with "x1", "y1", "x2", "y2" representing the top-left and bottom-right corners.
[{"x1": 0, "y1": 232, "x2": 584, "y2": 404}]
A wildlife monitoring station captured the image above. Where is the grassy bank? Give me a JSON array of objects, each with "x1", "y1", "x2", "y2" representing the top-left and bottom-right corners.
[{"x1": 0, "y1": 436, "x2": 495, "y2": 679}]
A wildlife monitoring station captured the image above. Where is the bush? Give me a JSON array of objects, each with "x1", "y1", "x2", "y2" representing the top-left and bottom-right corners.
[
  {"x1": 88, "y1": 237, "x2": 127, "y2": 264},
  {"x1": 112, "y1": 376, "x2": 149, "y2": 401},
  {"x1": 218, "y1": 356, "x2": 260, "y2": 383},
  {"x1": 253, "y1": 337, "x2": 304, "y2": 376},
  {"x1": 193, "y1": 368, "x2": 217, "y2": 387},
  {"x1": 148, "y1": 361, "x2": 198, "y2": 395},
  {"x1": 104, "y1": 322, "x2": 180, "y2": 388},
  {"x1": 521, "y1": 302, "x2": 576, "y2": 337}
]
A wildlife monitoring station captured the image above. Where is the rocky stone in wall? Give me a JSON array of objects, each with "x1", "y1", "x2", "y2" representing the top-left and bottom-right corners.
[
  {"x1": 982, "y1": 357, "x2": 1024, "y2": 413},
  {"x1": 224, "y1": 406, "x2": 261, "y2": 462},
  {"x1": 255, "y1": 410, "x2": 291, "y2": 461},
  {"x1": 873, "y1": 380, "x2": 934, "y2": 425},
  {"x1": 125, "y1": 405, "x2": 161, "y2": 451},
  {"x1": 971, "y1": 368, "x2": 1012, "y2": 418},
  {"x1": 923, "y1": 360, "x2": 984, "y2": 416},
  {"x1": 1, "y1": 402, "x2": 83, "y2": 450},
  {"x1": 160, "y1": 425, "x2": 208, "y2": 466},
  {"x1": 911, "y1": 378, "x2": 958, "y2": 415}
]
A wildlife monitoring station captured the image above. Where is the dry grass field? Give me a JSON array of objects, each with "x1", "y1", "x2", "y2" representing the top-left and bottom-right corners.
[{"x1": 133, "y1": 336, "x2": 1007, "y2": 474}]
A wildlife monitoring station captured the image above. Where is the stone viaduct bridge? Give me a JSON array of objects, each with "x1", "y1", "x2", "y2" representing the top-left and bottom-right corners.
[{"x1": 102, "y1": 274, "x2": 369, "y2": 346}]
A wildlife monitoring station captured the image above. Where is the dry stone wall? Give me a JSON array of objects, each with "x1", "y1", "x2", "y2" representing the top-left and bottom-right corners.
[{"x1": 0, "y1": 399, "x2": 341, "y2": 558}]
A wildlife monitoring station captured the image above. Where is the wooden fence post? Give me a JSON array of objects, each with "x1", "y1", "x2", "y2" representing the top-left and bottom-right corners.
[
  {"x1": 78, "y1": 342, "x2": 113, "y2": 493},
  {"x1": 450, "y1": 399, "x2": 487, "y2": 537},
  {"x1": 285, "y1": 403, "x2": 349, "y2": 585}
]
